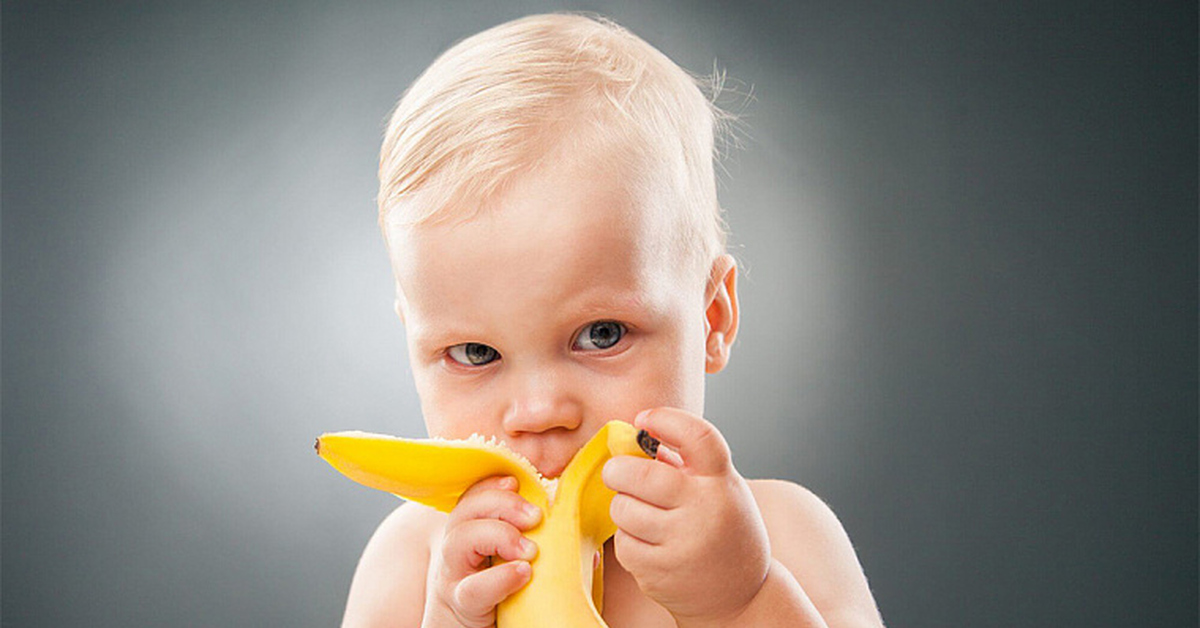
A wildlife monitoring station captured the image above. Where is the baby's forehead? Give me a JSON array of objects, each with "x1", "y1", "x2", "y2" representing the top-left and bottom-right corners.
[
  {"x1": 409, "y1": 117, "x2": 668, "y2": 217},
  {"x1": 389, "y1": 182, "x2": 696, "y2": 331},
  {"x1": 392, "y1": 153, "x2": 693, "y2": 268},
  {"x1": 385, "y1": 138, "x2": 718, "y2": 272},
  {"x1": 393, "y1": 233, "x2": 700, "y2": 343}
]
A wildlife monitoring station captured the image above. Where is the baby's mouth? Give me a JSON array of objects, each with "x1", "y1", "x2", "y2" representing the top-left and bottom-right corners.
[
  {"x1": 505, "y1": 442, "x2": 575, "y2": 481},
  {"x1": 521, "y1": 455, "x2": 567, "y2": 503},
  {"x1": 530, "y1": 458, "x2": 569, "y2": 481},
  {"x1": 491, "y1": 438, "x2": 569, "y2": 480}
]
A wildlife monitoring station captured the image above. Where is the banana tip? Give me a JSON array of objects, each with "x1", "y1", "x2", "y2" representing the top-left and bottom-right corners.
[
  {"x1": 313, "y1": 437, "x2": 321, "y2": 455},
  {"x1": 636, "y1": 429, "x2": 659, "y2": 457}
]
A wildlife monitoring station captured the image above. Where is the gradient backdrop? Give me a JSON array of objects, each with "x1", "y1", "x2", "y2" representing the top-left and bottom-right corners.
[{"x1": 4, "y1": 1, "x2": 1196, "y2": 626}]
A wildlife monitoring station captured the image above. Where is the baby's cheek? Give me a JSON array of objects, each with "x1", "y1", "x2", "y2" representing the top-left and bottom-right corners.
[
  {"x1": 622, "y1": 359, "x2": 701, "y2": 417},
  {"x1": 417, "y1": 382, "x2": 491, "y2": 440}
]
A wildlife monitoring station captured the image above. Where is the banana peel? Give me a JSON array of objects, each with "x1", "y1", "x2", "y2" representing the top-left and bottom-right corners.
[{"x1": 315, "y1": 421, "x2": 657, "y2": 627}]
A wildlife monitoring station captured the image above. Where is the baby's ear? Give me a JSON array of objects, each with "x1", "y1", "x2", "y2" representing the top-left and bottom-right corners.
[{"x1": 703, "y1": 254, "x2": 739, "y2": 374}]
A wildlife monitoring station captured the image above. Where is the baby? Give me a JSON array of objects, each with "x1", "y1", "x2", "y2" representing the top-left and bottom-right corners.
[{"x1": 347, "y1": 13, "x2": 884, "y2": 628}]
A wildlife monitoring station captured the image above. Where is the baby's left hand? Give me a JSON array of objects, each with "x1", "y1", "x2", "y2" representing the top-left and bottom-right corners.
[{"x1": 602, "y1": 408, "x2": 772, "y2": 627}]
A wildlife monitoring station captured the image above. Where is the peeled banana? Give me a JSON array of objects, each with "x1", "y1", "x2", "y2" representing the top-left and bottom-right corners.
[{"x1": 315, "y1": 420, "x2": 656, "y2": 627}]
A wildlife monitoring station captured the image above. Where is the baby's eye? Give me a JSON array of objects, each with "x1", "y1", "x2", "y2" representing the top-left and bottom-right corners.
[
  {"x1": 573, "y1": 321, "x2": 626, "y2": 351},
  {"x1": 447, "y1": 343, "x2": 500, "y2": 366}
]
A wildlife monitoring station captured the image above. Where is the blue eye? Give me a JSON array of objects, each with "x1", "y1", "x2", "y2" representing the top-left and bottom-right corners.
[
  {"x1": 447, "y1": 343, "x2": 500, "y2": 366},
  {"x1": 574, "y1": 321, "x2": 625, "y2": 351}
]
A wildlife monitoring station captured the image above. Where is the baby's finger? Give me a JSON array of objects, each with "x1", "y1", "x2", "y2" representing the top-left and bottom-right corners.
[
  {"x1": 457, "y1": 474, "x2": 518, "y2": 503},
  {"x1": 611, "y1": 528, "x2": 658, "y2": 573},
  {"x1": 609, "y1": 492, "x2": 670, "y2": 545},
  {"x1": 634, "y1": 408, "x2": 731, "y2": 476},
  {"x1": 442, "y1": 519, "x2": 538, "y2": 577},
  {"x1": 451, "y1": 561, "x2": 532, "y2": 625},
  {"x1": 602, "y1": 456, "x2": 684, "y2": 509},
  {"x1": 450, "y1": 480, "x2": 542, "y2": 530}
]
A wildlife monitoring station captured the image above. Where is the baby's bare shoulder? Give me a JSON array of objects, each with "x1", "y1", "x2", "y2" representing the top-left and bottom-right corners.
[
  {"x1": 342, "y1": 502, "x2": 445, "y2": 628},
  {"x1": 747, "y1": 479, "x2": 884, "y2": 627}
]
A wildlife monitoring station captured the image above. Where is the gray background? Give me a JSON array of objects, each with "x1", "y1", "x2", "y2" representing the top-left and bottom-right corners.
[{"x1": 3, "y1": 1, "x2": 1195, "y2": 626}]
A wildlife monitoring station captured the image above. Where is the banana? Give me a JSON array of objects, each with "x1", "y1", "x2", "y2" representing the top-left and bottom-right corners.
[{"x1": 315, "y1": 420, "x2": 656, "y2": 627}]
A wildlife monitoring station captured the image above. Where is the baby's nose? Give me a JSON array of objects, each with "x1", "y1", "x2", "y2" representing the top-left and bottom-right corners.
[{"x1": 500, "y1": 370, "x2": 582, "y2": 434}]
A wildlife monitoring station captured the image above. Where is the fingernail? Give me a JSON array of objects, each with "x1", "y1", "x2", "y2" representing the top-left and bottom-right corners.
[
  {"x1": 634, "y1": 409, "x2": 651, "y2": 427},
  {"x1": 522, "y1": 502, "x2": 542, "y2": 523},
  {"x1": 513, "y1": 561, "x2": 532, "y2": 578},
  {"x1": 499, "y1": 476, "x2": 518, "y2": 490},
  {"x1": 519, "y1": 537, "x2": 538, "y2": 560}
]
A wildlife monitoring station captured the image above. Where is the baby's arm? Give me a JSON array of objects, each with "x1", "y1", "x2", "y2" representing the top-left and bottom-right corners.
[
  {"x1": 748, "y1": 479, "x2": 884, "y2": 628},
  {"x1": 602, "y1": 408, "x2": 883, "y2": 628},
  {"x1": 343, "y1": 477, "x2": 541, "y2": 628},
  {"x1": 343, "y1": 503, "x2": 434, "y2": 627}
]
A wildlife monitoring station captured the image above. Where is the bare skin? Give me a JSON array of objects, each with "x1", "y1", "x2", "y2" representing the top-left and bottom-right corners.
[
  {"x1": 350, "y1": 145, "x2": 885, "y2": 627},
  {"x1": 343, "y1": 467, "x2": 883, "y2": 628}
]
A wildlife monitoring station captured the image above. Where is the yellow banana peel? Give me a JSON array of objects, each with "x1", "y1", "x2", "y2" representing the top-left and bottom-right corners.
[{"x1": 315, "y1": 420, "x2": 657, "y2": 627}]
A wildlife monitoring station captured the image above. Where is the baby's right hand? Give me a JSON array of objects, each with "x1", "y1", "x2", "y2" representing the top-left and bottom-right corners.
[{"x1": 423, "y1": 476, "x2": 541, "y2": 628}]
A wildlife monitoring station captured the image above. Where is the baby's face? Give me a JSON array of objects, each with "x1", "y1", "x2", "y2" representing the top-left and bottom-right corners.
[{"x1": 387, "y1": 155, "x2": 713, "y2": 479}]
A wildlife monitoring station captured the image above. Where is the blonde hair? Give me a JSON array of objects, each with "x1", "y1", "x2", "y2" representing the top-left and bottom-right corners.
[{"x1": 378, "y1": 13, "x2": 731, "y2": 273}]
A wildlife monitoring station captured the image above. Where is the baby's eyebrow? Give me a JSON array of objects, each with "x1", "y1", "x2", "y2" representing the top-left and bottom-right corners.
[
  {"x1": 583, "y1": 294, "x2": 667, "y2": 323},
  {"x1": 572, "y1": 288, "x2": 652, "y2": 314},
  {"x1": 406, "y1": 322, "x2": 477, "y2": 353}
]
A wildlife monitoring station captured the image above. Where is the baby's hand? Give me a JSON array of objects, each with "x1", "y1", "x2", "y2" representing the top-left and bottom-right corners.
[
  {"x1": 423, "y1": 476, "x2": 541, "y2": 628},
  {"x1": 603, "y1": 409, "x2": 772, "y2": 627}
]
